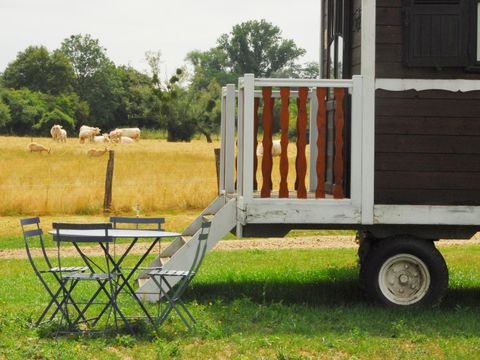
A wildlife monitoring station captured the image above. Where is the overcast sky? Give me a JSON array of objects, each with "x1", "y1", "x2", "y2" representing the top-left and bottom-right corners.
[{"x1": 0, "y1": 0, "x2": 320, "y2": 75}]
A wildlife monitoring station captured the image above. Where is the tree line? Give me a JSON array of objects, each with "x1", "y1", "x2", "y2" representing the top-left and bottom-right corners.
[{"x1": 0, "y1": 20, "x2": 318, "y2": 142}]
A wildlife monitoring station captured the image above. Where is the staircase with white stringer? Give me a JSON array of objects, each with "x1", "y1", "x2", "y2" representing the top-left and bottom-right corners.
[{"x1": 136, "y1": 195, "x2": 237, "y2": 302}]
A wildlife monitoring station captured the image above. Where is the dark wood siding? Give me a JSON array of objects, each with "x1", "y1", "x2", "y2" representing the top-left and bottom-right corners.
[
  {"x1": 351, "y1": 0, "x2": 362, "y2": 75},
  {"x1": 376, "y1": 0, "x2": 480, "y2": 79},
  {"x1": 375, "y1": 89, "x2": 480, "y2": 206}
]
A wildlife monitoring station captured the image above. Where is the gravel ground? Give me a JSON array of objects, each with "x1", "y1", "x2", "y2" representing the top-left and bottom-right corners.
[{"x1": 2, "y1": 234, "x2": 480, "y2": 260}]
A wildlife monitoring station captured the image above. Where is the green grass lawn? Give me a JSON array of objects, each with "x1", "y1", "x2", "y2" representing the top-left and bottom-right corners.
[{"x1": 1, "y1": 246, "x2": 480, "y2": 359}]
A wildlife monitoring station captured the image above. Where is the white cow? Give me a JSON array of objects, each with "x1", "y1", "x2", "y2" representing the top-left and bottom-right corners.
[
  {"x1": 93, "y1": 134, "x2": 110, "y2": 143},
  {"x1": 256, "y1": 140, "x2": 282, "y2": 157},
  {"x1": 59, "y1": 129, "x2": 67, "y2": 143},
  {"x1": 115, "y1": 128, "x2": 141, "y2": 141},
  {"x1": 120, "y1": 136, "x2": 134, "y2": 144},
  {"x1": 109, "y1": 130, "x2": 122, "y2": 143},
  {"x1": 50, "y1": 125, "x2": 63, "y2": 142},
  {"x1": 79, "y1": 126, "x2": 101, "y2": 144}
]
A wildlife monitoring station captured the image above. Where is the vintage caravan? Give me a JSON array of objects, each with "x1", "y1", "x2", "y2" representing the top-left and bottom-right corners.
[{"x1": 138, "y1": 0, "x2": 480, "y2": 307}]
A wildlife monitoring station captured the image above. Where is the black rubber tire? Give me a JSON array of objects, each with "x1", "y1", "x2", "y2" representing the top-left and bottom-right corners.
[{"x1": 360, "y1": 236, "x2": 448, "y2": 307}]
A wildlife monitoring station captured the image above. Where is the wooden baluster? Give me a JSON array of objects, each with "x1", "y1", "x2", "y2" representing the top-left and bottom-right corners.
[
  {"x1": 316, "y1": 88, "x2": 327, "y2": 198},
  {"x1": 296, "y1": 87, "x2": 308, "y2": 199},
  {"x1": 279, "y1": 87, "x2": 290, "y2": 198},
  {"x1": 333, "y1": 88, "x2": 345, "y2": 199},
  {"x1": 253, "y1": 97, "x2": 260, "y2": 191},
  {"x1": 261, "y1": 87, "x2": 273, "y2": 198}
]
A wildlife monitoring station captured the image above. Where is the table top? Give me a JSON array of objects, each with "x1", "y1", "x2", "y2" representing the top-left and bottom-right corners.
[{"x1": 48, "y1": 229, "x2": 180, "y2": 239}]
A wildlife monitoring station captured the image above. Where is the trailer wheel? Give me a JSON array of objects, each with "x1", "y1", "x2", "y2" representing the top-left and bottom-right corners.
[{"x1": 361, "y1": 237, "x2": 448, "y2": 307}]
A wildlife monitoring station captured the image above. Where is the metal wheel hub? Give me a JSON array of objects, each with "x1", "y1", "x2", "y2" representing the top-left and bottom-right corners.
[{"x1": 378, "y1": 254, "x2": 430, "y2": 305}]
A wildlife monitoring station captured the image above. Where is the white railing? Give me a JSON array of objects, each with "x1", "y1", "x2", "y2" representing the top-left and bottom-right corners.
[{"x1": 219, "y1": 74, "x2": 364, "y2": 211}]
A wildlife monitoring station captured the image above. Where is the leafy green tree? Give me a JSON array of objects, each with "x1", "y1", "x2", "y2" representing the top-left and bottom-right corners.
[
  {"x1": 187, "y1": 80, "x2": 221, "y2": 143},
  {"x1": 2, "y1": 46, "x2": 74, "y2": 95},
  {"x1": 0, "y1": 88, "x2": 49, "y2": 134},
  {"x1": 161, "y1": 69, "x2": 196, "y2": 142},
  {"x1": 272, "y1": 61, "x2": 320, "y2": 79},
  {"x1": 54, "y1": 93, "x2": 89, "y2": 126},
  {"x1": 0, "y1": 101, "x2": 11, "y2": 130},
  {"x1": 186, "y1": 48, "x2": 237, "y2": 88},
  {"x1": 34, "y1": 108, "x2": 76, "y2": 134},
  {"x1": 115, "y1": 65, "x2": 161, "y2": 128},
  {"x1": 217, "y1": 19, "x2": 306, "y2": 77},
  {"x1": 60, "y1": 34, "x2": 122, "y2": 129}
]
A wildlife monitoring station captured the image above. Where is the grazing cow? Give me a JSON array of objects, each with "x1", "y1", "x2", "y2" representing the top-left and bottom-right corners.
[
  {"x1": 115, "y1": 128, "x2": 141, "y2": 141},
  {"x1": 28, "y1": 142, "x2": 50, "y2": 154},
  {"x1": 120, "y1": 136, "x2": 134, "y2": 144},
  {"x1": 87, "y1": 147, "x2": 108, "y2": 157},
  {"x1": 256, "y1": 140, "x2": 282, "y2": 157},
  {"x1": 109, "y1": 130, "x2": 122, "y2": 143},
  {"x1": 79, "y1": 126, "x2": 101, "y2": 144},
  {"x1": 93, "y1": 134, "x2": 110, "y2": 143}
]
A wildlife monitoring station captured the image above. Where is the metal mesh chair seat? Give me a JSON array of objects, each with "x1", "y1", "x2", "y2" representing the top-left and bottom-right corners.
[
  {"x1": 62, "y1": 272, "x2": 119, "y2": 280},
  {"x1": 49, "y1": 266, "x2": 89, "y2": 273},
  {"x1": 149, "y1": 269, "x2": 193, "y2": 277}
]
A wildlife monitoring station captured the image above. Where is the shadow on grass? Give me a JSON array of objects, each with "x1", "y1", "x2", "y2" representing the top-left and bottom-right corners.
[
  {"x1": 189, "y1": 267, "x2": 364, "y2": 306},
  {"x1": 191, "y1": 266, "x2": 480, "y2": 308}
]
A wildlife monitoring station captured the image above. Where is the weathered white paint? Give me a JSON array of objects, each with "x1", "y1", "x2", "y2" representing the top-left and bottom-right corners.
[
  {"x1": 225, "y1": 84, "x2": 236, "y2": 194},
  {"x1": 237, "y1": 77, "x2": 244, "y2": 197},
  {"x1": 220, "y1": 87, "x2": 226, "y2": 192},
  {"x1": 308, "y1": 89, "x2": 319, "y2": 192},
  {"x1": 245, "y1": 200, "x2": 360, "y2": 224},
  {"x1": 350, "y1": 75, "x2": 363, "y2": 209},
  {"x1": 242, "y1": 74, "x2": 255, "y2": 203},
  {"x1": 376, "y1": 78, "x2": 480, "y2": 93},
  {"x1": 374, "y1": 205, "x2": 480, "y2": 226},
  {"x1": 360, "y1": 0, "x2": 376, "y2": 225},
  {"x1": 255, "y1": 78, "x2": 354, "y2": 88}
]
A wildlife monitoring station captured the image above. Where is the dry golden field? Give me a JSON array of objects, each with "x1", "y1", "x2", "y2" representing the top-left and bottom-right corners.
[{"x1": 0, "y1": 136, "x2": 307, "y2": 217}]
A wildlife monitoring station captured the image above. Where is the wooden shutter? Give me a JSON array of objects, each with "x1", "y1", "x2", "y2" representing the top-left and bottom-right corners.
[{"x1": 404, "y1": 0, "x2": 469, "y2": 67}]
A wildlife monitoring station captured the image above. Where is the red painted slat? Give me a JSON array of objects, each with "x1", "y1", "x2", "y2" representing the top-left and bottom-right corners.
[
  {"x1": 261, "y1": 87, "x2": 274, "y2": 198},
  {"x1": 296, "y1": 87, "x2": 309, "y2": 199},
  {"x1": 316, "y1": 88, "x2": 327, "y2": 198},
  {"x1": 279, "y1": 87, "x2": 290, "y2": 198},
  {"x1": 334, "y1": 88, "x2": 345, "y2": 199},
  {"x1": 253, "y1": 97, "x2": 260, "y2": 191}
]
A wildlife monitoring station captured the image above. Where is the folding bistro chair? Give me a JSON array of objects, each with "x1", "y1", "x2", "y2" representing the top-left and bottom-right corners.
[
  {"x1": 110, "y1": 217, "x2": 165, "y2": 231},
  {"x1": 106, "y1": 217, "x2": 166, "y2": 322},
  {"x1": 20, "y1": 217, "x2": 88, "y2": 326},
  {"x1": 148, "y1": 220, "x2": 211, "y2": 331},
  {"x1": 52, "y1": 222, "x2": 129, "y2": 336}
]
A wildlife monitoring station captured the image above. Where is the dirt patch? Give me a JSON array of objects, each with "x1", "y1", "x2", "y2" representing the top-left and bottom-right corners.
[{"x1": 2, "y1": 234, "x2": 480, "y2": 260}]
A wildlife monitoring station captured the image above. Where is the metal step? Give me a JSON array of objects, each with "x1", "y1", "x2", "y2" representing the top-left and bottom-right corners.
[
  {"x1": 160, "y1": 236, "x2": 187, "y2": 257},
  {"x1": 137, "y1": 196, "x2": 237, "y2": 302},
  {"x1": 182, "y1": 196, "x2": 226, "y2": 236}
]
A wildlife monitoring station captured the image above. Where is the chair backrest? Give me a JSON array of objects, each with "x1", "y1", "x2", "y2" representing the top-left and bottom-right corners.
[
  {"x1": 20, "y1": 217, "x2": 53, "y2": 272},
  {"x1": 110, "y1": 216, "x2": 165, "y2": 230},
  {"x1": 52, "y1": 222, "x2": 113, "y2": 243},
  {"x1": 52, "y1": 223, "x2": 114, "y2": 275},
  {"x1": 189, "y1": 220, "x2": 212, "y2": 276}
]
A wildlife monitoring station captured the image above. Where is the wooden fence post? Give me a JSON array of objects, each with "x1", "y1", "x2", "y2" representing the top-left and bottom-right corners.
[{"x1": 103, "y1": 150, "x2": 115, "y2": 212}]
